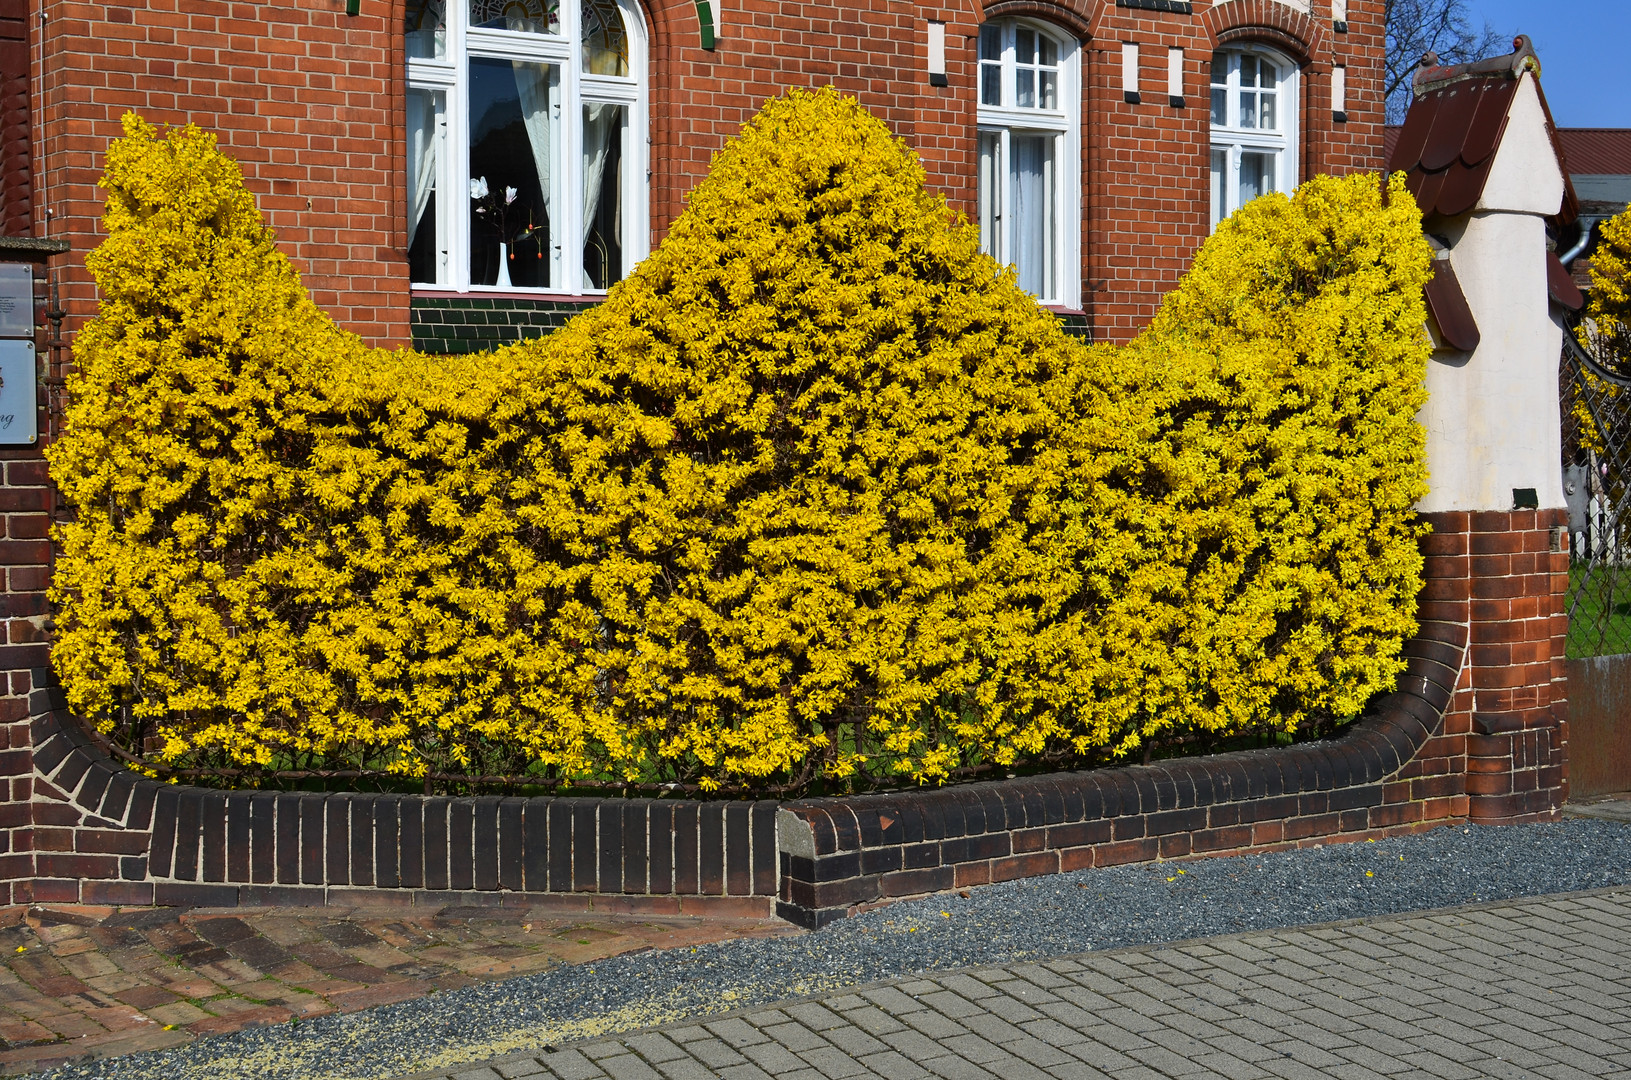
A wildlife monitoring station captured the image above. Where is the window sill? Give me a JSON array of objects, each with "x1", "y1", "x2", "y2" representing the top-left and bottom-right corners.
[{"x1": 411, "y1": 287, "x2": 608, "y2": 303}]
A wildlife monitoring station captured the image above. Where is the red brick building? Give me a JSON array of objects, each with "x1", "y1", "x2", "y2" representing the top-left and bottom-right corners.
[{"x1": 4, "y1": 0, "x2": 1384, "y2": 352}]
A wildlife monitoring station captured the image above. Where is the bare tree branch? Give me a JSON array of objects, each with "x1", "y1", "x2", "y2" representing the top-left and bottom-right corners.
[{"x1": 1385, "y1": 0, "x2": 1511, "y2": 124}]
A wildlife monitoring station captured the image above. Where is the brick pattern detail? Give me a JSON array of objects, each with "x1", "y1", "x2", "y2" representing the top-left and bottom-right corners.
[
  {"x1": 0, "y1": 514, "x2": 1575, "y2": 921},
  {"x1": 31, "y1": 0, "x2": 409, "y2": 346},
  {"x1": 772, "y1": 509, "x2": 1571, "y2": 928},
  {"x1": 12, "y1": 686, "x2": 779, "y2": 911},
  {"x1": 1075, "y1": 0, "x2": 1383, "y2": 343},
  {"x1": 29, "y1": 0, "x2": 1384, "y2": 352},
  {"x1": 776, "y1": 666, "x2": 1462, "y2": 928},
  {"x1": 410, "y1": 295, "x2": 602, "y2": 355},
  {"x1": 1422, "y1": 509, "x2": 1570, "y2": 825},
  {"x1": 1203, "y1": 0, "x2": 1325, "y2": 62}
]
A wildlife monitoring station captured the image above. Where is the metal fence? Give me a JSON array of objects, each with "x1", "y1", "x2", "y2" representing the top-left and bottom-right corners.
[{"x1": 1561, "y1": 317, "x2": 1631, "y2": 657}]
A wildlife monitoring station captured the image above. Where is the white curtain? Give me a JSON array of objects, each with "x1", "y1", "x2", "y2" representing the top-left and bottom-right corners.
[
  {"x1": 581, "y1": 103, "x2": 621, "y2": 288},
  {"x1": 512, "y1": 61, "x2": 556, "y2": 221},
  {"x1": 1010, "y1": 133, "x2": 1054, "y2": 300},
  {"x1": 407, "y1": 91, "x2": 437, "y2": 247}
]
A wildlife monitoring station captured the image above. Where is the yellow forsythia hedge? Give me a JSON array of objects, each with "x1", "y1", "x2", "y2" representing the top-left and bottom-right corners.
[
  {"x1": 1581, "y1": 203, "x2": 1631, "y2": 364},
  {"x1": 49, "y1": 93, "x2": 1433, "y2": 790}
]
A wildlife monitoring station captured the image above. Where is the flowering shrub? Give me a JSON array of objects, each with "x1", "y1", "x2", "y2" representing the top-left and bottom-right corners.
[
  {"x1": 1582, "y1": 204, "x2": 1631, "y2": 365},
  {"x1": 49, "y1": 95, "x2": 1432, "y2": 791}
]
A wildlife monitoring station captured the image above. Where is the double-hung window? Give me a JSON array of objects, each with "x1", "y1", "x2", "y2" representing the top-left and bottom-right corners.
[
  {"x1": 976, "y1": 19, "x2": 1079, "y2": 307},
  {"x1": 1208, "y1": 47, "x2": 1297, "y2": 229},
  {"x1": 406, "y1": 0, "x2": 648, "y2": 293}
]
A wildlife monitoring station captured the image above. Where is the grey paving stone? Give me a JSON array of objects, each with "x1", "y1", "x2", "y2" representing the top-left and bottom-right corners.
[
  {"x1": 786, "y1": 1002, "x2": 851, "y2": 1031},
  {"x1": 598, "y1": 1055, "x2": 664, "y2": 1080},
  {"x1": 537, "y1": 1049, "x2": 604, "y2": 1080},
  {"x1": 715, "y1": 1062, "x2": 776, "y2": 1080},
  {"x1": 857, "y1": 1050, "x2": 935, "y2": 1080},
  {"x1": 938, "y1": 1033, "x2": 1007, "y2": 1065},
  {"x1": 740, "y1": 1040, "x2": 809, "y2": 1074},
  {"x1": 760, "y1": 1020, "x2": 828, "y2": 1052},
  {"x1": 822, "y1": 1024, "x2": 889, "y2": 1058},
  {"x1": 653, "y1": 1060, "x2": 717, "y2": 1080},
  {"x1": 841, "y1": 1005, "x2": 911, "y2": 1037},
  {"x1": 706, "y1": 1018, "x2": 769, "y2": 1049},
  {"x1": 1041, "y1": 1062, "x2": 1115, "y2": 1080},
  {"x1": 798, "y1": 1045, "x2": 868, "y2": 1080},
  {"x1": 674, "y1": 1039, "x2": 738, "y2": 1070},
  {"x1": 623, "y1": 1034, "x2": 691, "y2": 1064},
  {"x1": 404, "y1": 891, "x2": 1631, "y2": 1080},
  {"x1": 920, "y1": 1055, "x2": 1000, "y2": 1080}
]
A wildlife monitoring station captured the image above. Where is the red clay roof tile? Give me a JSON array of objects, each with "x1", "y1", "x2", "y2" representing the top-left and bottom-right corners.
[
  {"x1": 1557, "y1": 129, "x2": 1631, "y2": 176},
  {"x1": 1548, "y1": 252, "x2": 1585, "y2": 311},
  {"x1": 1387, "y1": 37, "x2": 1576, "y2": 226},
  {"x1": 1423, "y1": 260, "x2": 1480, "y2": 352}
]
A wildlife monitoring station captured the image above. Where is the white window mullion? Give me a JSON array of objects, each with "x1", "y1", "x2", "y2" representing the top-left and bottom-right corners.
[
  {"x1": 991, "y1": 128, "x2": 1004, "y2": 270},
  {"x1": 448, "y1": 7, "x2": 471, "y2": 291},
  {"x1": 623, "y1": 0, "x2": 650, "y2": 269},
  {"x1": 560, "y1": 0, "x2": 582, "y2": 292}
]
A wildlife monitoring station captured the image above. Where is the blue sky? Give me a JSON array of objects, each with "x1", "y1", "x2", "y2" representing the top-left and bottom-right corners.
[{"x1": 1467, "y1": 0, "x2": 1631, "y2": 127}]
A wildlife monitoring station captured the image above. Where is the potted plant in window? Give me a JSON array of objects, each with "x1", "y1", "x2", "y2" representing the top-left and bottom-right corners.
[{"x1": 469, "y1": 176, "x2": 543, "y2": 287}]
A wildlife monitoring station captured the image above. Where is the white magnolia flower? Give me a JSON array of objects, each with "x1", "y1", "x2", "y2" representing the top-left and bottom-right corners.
[
  {"x1": 469, "y1": 176, "x2": 490, "y2": 200},
  {"x1": 505, "y1": 186, "x2": 518, "y2": 204}
]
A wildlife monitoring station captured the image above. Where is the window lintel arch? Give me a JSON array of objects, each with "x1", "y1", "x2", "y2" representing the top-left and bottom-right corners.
[{"x1": 978, "y1": 0, "x2": 1093, "y2": 43}]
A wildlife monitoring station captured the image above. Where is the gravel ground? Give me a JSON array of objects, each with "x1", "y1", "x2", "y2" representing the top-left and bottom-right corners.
[{"x1": 36, "y1": 817, "x2": 1631, "y2": 1080}]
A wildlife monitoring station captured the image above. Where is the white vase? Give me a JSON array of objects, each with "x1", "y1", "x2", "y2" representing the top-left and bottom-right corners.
[{"x1": 495, "y1": 241, "x2": 512, "y2": 288}]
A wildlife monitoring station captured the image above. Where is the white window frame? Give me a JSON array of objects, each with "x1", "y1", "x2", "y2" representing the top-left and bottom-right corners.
[
  {"x1": 976, "y1": 18, "x2": 1080, "y2": 309},
  {"x1": 406, "y1": 0, "x2": 650, "y2": 295},
  {"x1": 1208, "y1": 46, "x2": 1298, "y2": 230}
]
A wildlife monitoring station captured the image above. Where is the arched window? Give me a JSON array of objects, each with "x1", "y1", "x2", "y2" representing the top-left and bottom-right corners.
[
  {"x1": 405, "y1": 0, "x2": 648, "y2": 293},
  {"x1": 1208, "y1": 46, "x2": 1298, "y2": 229},
  {"x1": 976, "y1": 18, "x2": 1080, "y2": 307}
]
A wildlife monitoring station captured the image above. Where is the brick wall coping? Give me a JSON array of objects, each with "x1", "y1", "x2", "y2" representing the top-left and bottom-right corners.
[
  {"x1": 772, "y1": 614, "x2": 1467, "y2": 926},
  {"x1": 18, "y1": 584, "x2": 1467, "y2": 928},
  {"x1": 23, "y1": 677, "x2": 779, "y2": 913}
]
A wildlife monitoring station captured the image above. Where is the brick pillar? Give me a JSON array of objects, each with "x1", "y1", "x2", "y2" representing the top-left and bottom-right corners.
[
  {"x1": 1421, "y1": 509, "x2": 1570, "y2": 825},
  {"x1": 0, "y1": 260, "x2": 56, "y2": 905}
]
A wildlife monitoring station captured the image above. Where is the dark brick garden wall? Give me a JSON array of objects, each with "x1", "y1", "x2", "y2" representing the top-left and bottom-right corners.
[
  {"x1": 0, "y1": 511, "x2": 1569, "y2": 927},
  {"x1": 21, "y1": 688, "x2": 778, "y2": 916},
  {"x1": 771, "y1": 508, "x2": 1570, "y2": 927}
]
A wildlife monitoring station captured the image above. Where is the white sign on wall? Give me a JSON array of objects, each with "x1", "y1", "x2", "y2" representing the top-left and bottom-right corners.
[
  {"x1": 0, "y1": 340, "x2": 38, "y2": 446},
  {"x1": 0, "y1": 265, "x2": 32, "y2": 338}
]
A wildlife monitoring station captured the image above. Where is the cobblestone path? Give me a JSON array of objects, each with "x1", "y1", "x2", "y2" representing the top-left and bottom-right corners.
[
  {"x1": 0, "y1": 903, "x2": 794, "y2": 1075},
  {"x1": 404, "y1": 889, "x2": 1631, "y2": 1080}
]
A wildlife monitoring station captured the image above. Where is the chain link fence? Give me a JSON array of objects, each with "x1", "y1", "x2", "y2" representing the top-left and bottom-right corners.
[{"x1": 1561, "y1": 317, "x2": 1631, "y2": 657}]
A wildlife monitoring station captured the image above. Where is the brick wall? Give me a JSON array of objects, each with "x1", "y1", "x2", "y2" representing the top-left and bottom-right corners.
[
  {"x1": 0, "y1": 505, "x2": 1570, "y2": 923},
  {"x1": 30, "y1": 0, "x2": 408, "y2": 345},
  {"x1": 29, "y1": 0, "x2": 1384, "y2": 351},
  {"x1": 1421, "y1": 509, "x2": 1571, "y2": 825},
  {"x1": 0, "y1": 253, "x2": 66, "y2": 909}
]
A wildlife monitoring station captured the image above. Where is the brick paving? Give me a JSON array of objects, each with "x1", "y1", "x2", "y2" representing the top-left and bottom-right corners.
[
  {"x1": 0, "y1": 902, "x2": 796, "y2": 1076},
  {"x1": 402, "y1": 888, "x2": 1631, "y2": 1080}
]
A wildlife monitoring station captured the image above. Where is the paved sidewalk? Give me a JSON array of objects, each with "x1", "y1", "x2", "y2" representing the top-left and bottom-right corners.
[
  {"x1": 1564, "y1": 792, "x2": 1631, "y2": 823},
  {"x1": 405, "y1": 888, "x2": 1631, "y2": 1080},
  {"x1": 0, "y1": 902, "x2": 795, "y2": 1076}
]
